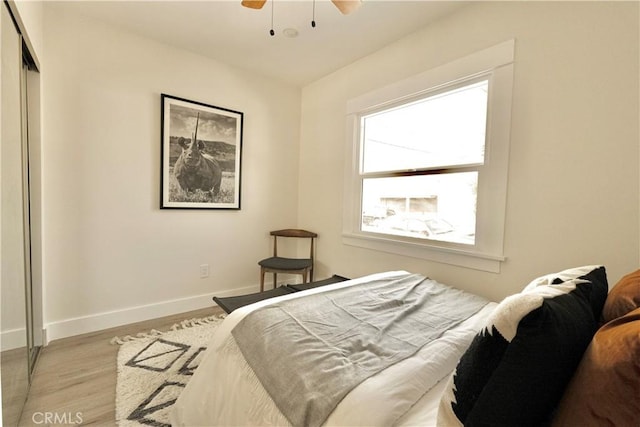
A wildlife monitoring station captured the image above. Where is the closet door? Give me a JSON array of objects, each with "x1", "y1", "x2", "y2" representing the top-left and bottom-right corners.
[{"x1": 1, "y1": 2, "x2": 30, "y2": 425}]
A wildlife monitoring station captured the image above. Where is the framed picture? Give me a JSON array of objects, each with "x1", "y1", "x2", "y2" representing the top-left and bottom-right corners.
[{"x1": 161, "y1": 94, "x2": 243, "y2": 209}]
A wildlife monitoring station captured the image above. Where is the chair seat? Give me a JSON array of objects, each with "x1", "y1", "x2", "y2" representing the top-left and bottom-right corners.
[{"x1": 259, "y1": 256, "x2": 312, "y2": 271}]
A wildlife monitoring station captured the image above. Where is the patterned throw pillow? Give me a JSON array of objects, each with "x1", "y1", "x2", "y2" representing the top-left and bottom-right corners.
[{"x1": 437, "y1": 266, "x2": 608, "y2": 427}]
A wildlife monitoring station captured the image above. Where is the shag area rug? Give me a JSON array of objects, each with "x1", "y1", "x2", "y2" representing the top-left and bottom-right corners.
[{"x1": 113, "y1": 315, "x2": 225, "y2": 427}]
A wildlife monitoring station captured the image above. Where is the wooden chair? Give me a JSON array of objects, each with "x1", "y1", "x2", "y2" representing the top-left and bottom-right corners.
[{"x1": 258, "y1": 229, "x2": 317, "y2": 292}]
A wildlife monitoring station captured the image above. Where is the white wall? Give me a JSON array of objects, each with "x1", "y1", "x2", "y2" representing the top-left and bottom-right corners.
[
  {"x1": 42, "y1": 4, "x2": 302, "y2": 340},
  {"x1": 299, "y1": 1, "x2": 640, "y2": 302}
]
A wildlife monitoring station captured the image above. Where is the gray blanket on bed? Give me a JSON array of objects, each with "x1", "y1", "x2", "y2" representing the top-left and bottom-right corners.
[{"x1": 232, "y1": 273, "x2": 488, "y2": 427}]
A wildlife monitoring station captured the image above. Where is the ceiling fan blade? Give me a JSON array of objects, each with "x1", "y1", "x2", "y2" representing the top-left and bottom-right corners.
[
  {"x1": 241, "y1": 0, "x2": 267, "y2": 10},
  {"x1": 331, "y1": 0, "x2": 362, "y2": 15}
]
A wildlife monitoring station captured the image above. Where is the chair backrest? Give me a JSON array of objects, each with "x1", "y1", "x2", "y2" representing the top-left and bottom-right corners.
[{"x1": 270, "y1": 229, "x2": 317, "y2": 260}]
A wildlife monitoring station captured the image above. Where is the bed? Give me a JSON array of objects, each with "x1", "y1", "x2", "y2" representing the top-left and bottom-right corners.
[{"x1": 171, "y1": 266, "x2": 639, "y2": 427}]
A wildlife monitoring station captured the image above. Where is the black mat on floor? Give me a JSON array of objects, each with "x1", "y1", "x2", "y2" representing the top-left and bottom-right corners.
[
  {"x1": 213, "y1": 275, "x2": 350, "y2": 314},
  {"x1": 286, "y1": 275, "x2": 349, "y2": 291},
  {"x1": 213, "y1": 286, "x2": 295, "y2": 314}
]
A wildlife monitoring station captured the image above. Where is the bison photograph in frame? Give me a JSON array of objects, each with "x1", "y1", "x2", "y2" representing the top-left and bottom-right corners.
[{"x1": 161, "y1": 94, "x2": 243, "y2": 209}]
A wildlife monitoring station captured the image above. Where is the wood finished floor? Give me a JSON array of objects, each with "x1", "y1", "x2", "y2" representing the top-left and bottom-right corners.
[{"x1": 18, "y1": 306, "x2": 223, "y2": 426}]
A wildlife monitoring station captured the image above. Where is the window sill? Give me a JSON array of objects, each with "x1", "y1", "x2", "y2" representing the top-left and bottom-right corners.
[{"x1": 342, "y1": 232, "x2": 505, "y2": 273}]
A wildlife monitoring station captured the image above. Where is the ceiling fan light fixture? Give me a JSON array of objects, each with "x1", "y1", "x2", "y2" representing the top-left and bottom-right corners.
[
  {"x1": 242, "y1": 0, "x2": 362, "y2": 16},
  {"x1": 241, "y1": 0, "x2": 362, "y2": 37}
]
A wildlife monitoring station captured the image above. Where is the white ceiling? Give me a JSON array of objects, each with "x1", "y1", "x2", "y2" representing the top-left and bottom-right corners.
[{"x1": 58, "y1": 0, "x2": 469, "y2": 86}]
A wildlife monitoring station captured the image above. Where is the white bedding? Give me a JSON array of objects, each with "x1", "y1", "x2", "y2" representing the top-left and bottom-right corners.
[{"x1": 171, "y1": 271, "x2": 496, "y2": 426}]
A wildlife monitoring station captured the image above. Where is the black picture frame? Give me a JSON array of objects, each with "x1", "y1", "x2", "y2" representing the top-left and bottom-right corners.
[{"x1": 161, "y1": 94, "x2": 243, "y2": 209}]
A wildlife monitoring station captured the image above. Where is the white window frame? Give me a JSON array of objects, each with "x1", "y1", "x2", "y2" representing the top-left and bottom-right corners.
[{"x1": 342, "y1": 40, "x2": 515, "y2": 273}]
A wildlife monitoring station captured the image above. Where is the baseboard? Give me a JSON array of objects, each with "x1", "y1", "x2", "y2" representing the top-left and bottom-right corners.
[
  {"x1": 1, "y1": 327, "x2": 27, "y2": 351},
  {"x1": 44, "y1": 284, "x2": 258, "y2": 343}
]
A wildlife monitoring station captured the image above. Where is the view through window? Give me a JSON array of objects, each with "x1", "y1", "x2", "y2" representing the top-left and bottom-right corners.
[{"x1": 359, "y1": 79, "x2": 489, "y2": 245}]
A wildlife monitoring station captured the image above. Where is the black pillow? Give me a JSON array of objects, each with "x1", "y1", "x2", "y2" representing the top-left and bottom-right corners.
[{"x1": 438, "y1": 266, "x2": 608, "y2": 426}]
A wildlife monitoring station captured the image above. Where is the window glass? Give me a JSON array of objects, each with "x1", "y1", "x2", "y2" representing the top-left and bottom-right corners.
[
  {"x1": 361, "y1": 80, "x2": 488, "y2": 173},
  {"x1": 361, "y1": 173, "x2": 477, "y2": 245}
]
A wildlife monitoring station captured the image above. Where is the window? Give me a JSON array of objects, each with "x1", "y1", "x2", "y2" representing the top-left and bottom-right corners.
[
  {"x1": 343, "y1": 40, "x2": 515, "y2": 272},
  {"x1": 360, "y1": 79, "x2": 488, "y2": 245}
]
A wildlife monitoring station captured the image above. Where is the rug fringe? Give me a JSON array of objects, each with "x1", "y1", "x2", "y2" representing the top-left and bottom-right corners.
[
  {"x1": 169, "y1": 314, "x2": 225, "y2": 331},
  {"x1": 110, "y1": 314, "x2": 226, "y2": 345}
]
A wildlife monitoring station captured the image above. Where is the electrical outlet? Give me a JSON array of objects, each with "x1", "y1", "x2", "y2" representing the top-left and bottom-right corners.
[{"x1": 199, "y1": 264, "x2": 209, "y2": 279}]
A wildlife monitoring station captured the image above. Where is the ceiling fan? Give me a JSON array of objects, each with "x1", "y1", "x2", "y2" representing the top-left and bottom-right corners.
[{"x1": 241, "y1": 0, "x2": 362, "y2": 16}]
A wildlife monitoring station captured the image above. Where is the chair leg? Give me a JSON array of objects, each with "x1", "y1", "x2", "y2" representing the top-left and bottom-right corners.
[
  {"x1": 273, "y1": 273, "x2": 278, "y2": 289},
  {"x1": 260, "y1": 268, "x2": 265, "y2": 292}
]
